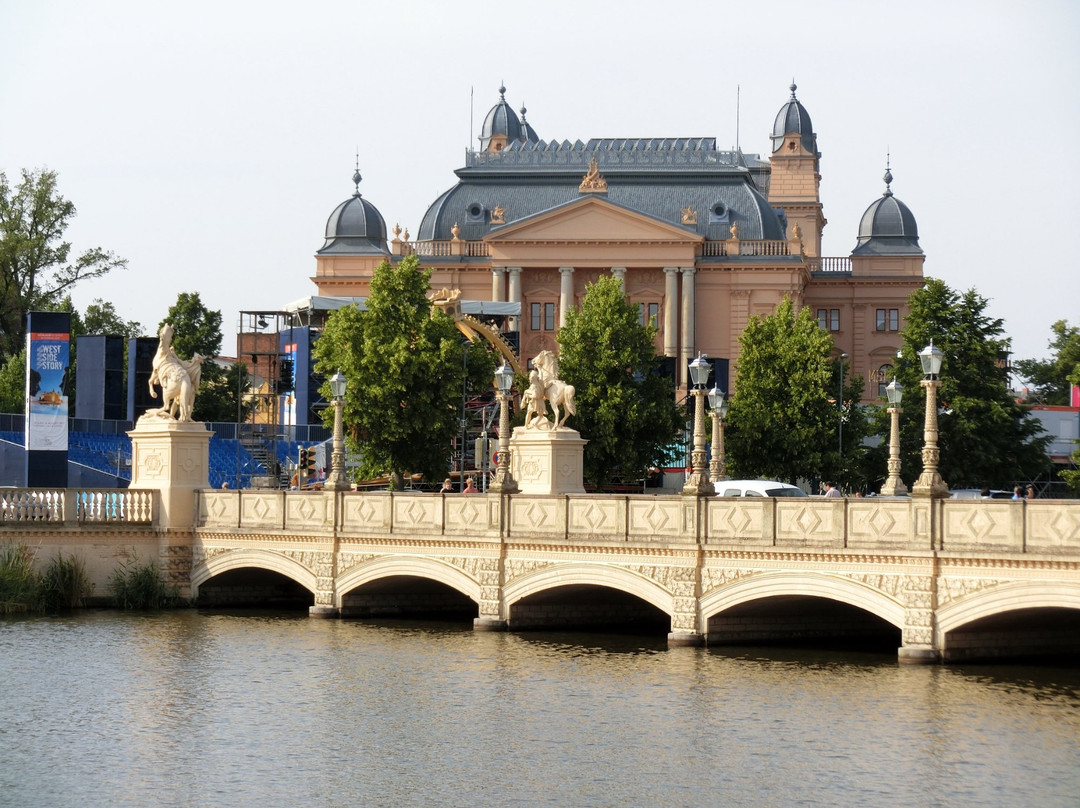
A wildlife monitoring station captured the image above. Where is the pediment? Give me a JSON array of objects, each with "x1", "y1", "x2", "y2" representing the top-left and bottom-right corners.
[{"x1": 486, "y1": 196, "x2": 702, "y2": 246}]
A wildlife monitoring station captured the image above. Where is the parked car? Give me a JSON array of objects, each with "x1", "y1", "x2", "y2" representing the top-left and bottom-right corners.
[
  {"x1": 715, "y1": 480, "x2": 809, "y2": 498},
  {"x1": 949, "y1": 489, "x2": 1013, "y2": 499}
]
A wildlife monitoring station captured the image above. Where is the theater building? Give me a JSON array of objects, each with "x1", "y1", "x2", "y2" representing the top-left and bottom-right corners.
[{"x1": 306, "y1": 83, "x2": 925, "y2": 402}]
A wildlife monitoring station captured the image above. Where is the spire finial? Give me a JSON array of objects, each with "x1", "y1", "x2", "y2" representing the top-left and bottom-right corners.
[
  {"x1": 499, "y1": 81, "x2": 506, "y2": 100},
  {"x1": 883, "y1": 152, "x2": 893, "y2": 197},
  {"x1": 353, "y1": 151, "x2": 362, "y2": 197},
  {"x1": 790, "y1": 79, "x2": 797, "y2": 99}
]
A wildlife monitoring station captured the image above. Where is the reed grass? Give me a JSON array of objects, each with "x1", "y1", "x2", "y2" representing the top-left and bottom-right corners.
[
  {"x1": 0, "y1": 541, "x2": 38, "y2": 614},
  {"x1": 108, "y1": 553, "x2": 173, "y2": 610}
]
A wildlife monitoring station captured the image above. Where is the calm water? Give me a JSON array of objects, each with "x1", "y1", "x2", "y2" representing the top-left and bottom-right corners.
[{"x1": 2, "y1": 612, "x2": 1079, "y2": 808}]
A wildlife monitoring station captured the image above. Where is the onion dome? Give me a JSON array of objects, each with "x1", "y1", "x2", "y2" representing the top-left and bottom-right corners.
[
  {"x1": 771, "y1": 82, "x2": 816, "y2": 154},
  {"x1": 317, "y1": 167, "x2": 389, "y2": 255},
  {"x1": 851, "y1": 166, "x2": 923, "y2": 256},
  {"x1": 478, "y1": 84, "x2": 538, "y2": 151}
]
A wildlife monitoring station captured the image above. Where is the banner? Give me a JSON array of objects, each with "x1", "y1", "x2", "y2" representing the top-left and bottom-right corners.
[{"x1": 26, "y1": 327, "x2": 71, "y2": 451}]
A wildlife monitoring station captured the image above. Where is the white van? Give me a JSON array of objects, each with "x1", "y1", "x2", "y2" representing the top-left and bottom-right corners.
[{"x1": 715, "y1": 480, "x2": 808, "y2": 498}]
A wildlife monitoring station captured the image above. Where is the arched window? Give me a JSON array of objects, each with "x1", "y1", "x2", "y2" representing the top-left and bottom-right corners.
[{"x1": 876, "y1": 364, "x2": 894, "y2": 398}]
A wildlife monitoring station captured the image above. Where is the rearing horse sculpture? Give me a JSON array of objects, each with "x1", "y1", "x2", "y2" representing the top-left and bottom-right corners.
[{"x1": 528, "y1": 350, "x2": 576, "y2": 429}]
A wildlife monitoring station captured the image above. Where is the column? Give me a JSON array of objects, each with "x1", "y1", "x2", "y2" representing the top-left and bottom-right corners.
[
  {"x1": 679, "y1": 267, "x2": 696, "y2": 389},
  {"x1": 559, "y1": 266, "x2": 574, "y2": 328},
  {"x1": 507, "y1": 267, "x2": 522, "y2": 331},
  {"x1": 663, "y1": 267, "x2": 679, "y2": 358},
  {"x1": 611, "y1": 266, "x2": 626, "y2": 288},
  {"x1": 491, "y1": 267, "x2": 506, "y2": 303}
]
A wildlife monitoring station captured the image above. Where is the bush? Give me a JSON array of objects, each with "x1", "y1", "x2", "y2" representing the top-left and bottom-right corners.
[
  {"x1": 108, "y1": 553, "x2": 173, "y2": 610},
  {"x1": 38, "y1": 553, "x2": 91, "y2": 612},
  {"x1": 0, "y1": 541, "x2": 38, "y2": 614}
]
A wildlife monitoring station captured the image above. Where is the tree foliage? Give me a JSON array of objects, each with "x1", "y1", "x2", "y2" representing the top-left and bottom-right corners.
[
  {"x1": 0, "y1": 168, "x2": 126, "y2": 365},
  {"x1": 158, "y1": 291, "x2": 241, "y2": 422},
  {"x1": 726, "y1": 296, "x2": 844, "y2": 486},
  {"x1": 894, "y1": 278, "x2": 1051, "y2": 489},
  {"x1": 556, "y1": 275, "x2": 683, "y2": 490},
  {"x1": 312, "y1": 256, "x2": 483, "y2": 489},
  {"x1": 1013, "y1": 319, "x2": 1080, "y2": 405}
]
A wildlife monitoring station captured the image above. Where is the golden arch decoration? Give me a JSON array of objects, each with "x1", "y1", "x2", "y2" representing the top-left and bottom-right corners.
[
  {"x1": 190, "y1": 548, "x2": 318, "y2": 596},
  {"x1": 700, "y1": 571, "x2": 906, "y2": 628},
  {"x1": 335, "y1": 555, "x2": 483, "y2": 607},
  {"x1": 935, "y1": 581, "x2": 1080, "y2": 641},
  {"x1": 502, "y1": 562, "x2": 675, "y2": 617}
]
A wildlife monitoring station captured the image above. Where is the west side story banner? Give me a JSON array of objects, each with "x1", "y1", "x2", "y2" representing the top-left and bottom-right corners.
[{"x1": 25, "y1": 313, "x2": 71, "y2": 451}]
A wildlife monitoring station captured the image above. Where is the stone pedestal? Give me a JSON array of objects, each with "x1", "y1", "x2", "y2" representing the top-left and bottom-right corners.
[
  {"x1": 128, "y1": 418, "x2": 211, "y2": 531},
  {"x1": 509, "y1": 427, "x2": 587, "y2": 495}
]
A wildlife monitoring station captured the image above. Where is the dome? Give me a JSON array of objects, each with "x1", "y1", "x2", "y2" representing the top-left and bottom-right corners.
[
  {"x1": 771, "y1": 82, "x2": 816, "y2": 154},
  {"x1": 317, "y1": 168, "x2": 389, "y2": 256},
  {"x1": 851, "y1": 167, "x2": 923, "y2": 256},
  {"x1": 478, "y1": 85, "x2": 538, "y2": 151}
]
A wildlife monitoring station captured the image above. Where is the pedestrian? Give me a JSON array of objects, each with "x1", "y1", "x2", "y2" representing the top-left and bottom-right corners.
[
  {"x1": 463, "y1": 477, "x2": 478, "y2": 494},
  {"x1": 1012, "y1": 486, "x2": 1023, "y2": 500},
  {"x1": 824, "y1": 481, "x2": 842, "y2": 498},
  {"x1": 442, "y1": 478, "x2": 454, "y2": 493},
  {"x1": 1026, "y1": 485, "x2": 1036, "y2": 500}
]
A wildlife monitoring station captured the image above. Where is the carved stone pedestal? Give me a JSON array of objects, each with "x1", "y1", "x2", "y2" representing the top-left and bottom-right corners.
[
  {"x1": 509, "y1": 427, "x2": 587, "y2": 495},
  {"x1": 129, "y1": 418, "x2": 211, "y2": 531}
]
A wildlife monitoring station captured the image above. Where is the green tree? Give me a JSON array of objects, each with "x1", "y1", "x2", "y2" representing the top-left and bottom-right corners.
[
  {"x1": 0, "y1": 348, "x2": 26, "y2": 413},
  {"x1": 82, "y1": 298, "x2": 142, "y2": 340},
  {"x1": 158, "y1": 292, "x2": 240, "y2": 422},
  {"x1": 312, "y1": 255, "x2": 481, "y2": 489},
  {"x1": 1013, "y1": 320, "x2": 1080, "y2": 405},
  {"x1": 557, "y1": 275, "x2": 683, "y2": 490},
  {"x1": 0, "y1": 168, "x2": 126, "y2": 365},
  {"x1": 895, "y1": 278, "x2": 1051, "y2": 489},
  {"x1": 726, "y1": 296, "x2": 840, "y2": 486}
]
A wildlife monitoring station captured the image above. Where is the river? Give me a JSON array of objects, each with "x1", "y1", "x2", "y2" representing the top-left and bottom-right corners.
[{"x1": 1, "y1": 611, "x2": 1078, "y2": 807}]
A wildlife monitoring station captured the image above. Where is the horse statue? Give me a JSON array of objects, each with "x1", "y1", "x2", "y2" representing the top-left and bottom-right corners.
[
  {"x1": 527, "y1": 350, "x2": 576, "y2": 429},
  {"x1": 147, "y1": 323, "x2": 204, "y2": 422}
]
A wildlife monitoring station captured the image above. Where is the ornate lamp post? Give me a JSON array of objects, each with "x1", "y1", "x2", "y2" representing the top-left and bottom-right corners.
[
  {"x1": 911, "y1": 341, "x2": 949, "y2": 498},
  {"x1": 880, "y1": 378, "x2": 908, "y2": 497},
  {"x1": 323, "y1": 371, "x2": 349, "y2": 491},
  {"x1": 682, "y1": 355, "x2": 715, "y2": 496},
  {"x1": 707, "y1": 385, "x2": 729, "y2": 483},
  {"x1": 488, "y1": 364, "x2": 518, "y2": 494}
]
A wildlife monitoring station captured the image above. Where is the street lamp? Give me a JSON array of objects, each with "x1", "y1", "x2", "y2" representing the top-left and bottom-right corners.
[
  {"x1": 911, "y1": 341, "x2": 949, "y2": 498},
  {"x1": 838, "y1": 352, "x2": 848, "y2": 466},
  {"x1": 488, "y1": 364, "x2": 518, "y2": 494},
  {"x1": 708, "y1": 385, "x2": 729, "y2": 483},
  {"x1": 323, "y1": 371, "x2": 349, "y2": 491},
  {"x1": 682, "y1": 354, "x2": 715, "y2": 496},
  {"x1": 880, "y1": 378, "x2": 908, "y2": 496}
]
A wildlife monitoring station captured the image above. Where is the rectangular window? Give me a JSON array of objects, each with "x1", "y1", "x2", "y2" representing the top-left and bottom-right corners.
[
  {"x1": 817, "y1": 309, "x2": 827, "y2": 331},
  {"x1": 876, "y1": 308, "x2": 900, "y2": 331},
  {"x1": 640, "y1": 302, "x2": 659, "y2": 327},
  {"x1": 830, "y1": 309, "x2": 840, "y2": 332},
  {"x1": 531, "y1": 303, "x2": 541, "y2": 331},
  {"x1": 544, "y1": 302, "x2": 555, "y2": 331}
]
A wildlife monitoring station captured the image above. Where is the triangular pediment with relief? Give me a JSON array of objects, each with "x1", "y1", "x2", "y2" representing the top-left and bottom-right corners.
[{"x1": 486, "y1": 196, "x2": 702, "y2": 247}]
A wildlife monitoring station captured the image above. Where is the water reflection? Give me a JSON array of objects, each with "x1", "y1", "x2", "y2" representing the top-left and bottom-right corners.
[{"x1": 1, "y1": 612, "x2": 1078, "y2": 808}]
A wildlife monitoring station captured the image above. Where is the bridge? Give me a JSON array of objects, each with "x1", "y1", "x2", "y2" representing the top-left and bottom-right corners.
[{"x1": 6, "y1": 481, "x2": 1080, "y2": 664}]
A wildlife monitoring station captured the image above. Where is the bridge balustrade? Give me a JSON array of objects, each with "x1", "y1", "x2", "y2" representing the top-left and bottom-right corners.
[
  {"x1": 193, "y1": 489, "x2": 1080, "y2": 556},
  {"x1": 0, "y1": 488, "x2": 156, "y2": 526}
]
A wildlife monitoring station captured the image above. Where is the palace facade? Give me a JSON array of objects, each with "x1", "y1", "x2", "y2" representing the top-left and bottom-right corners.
[{"x1": 307, "y1": 83, "x2": 925, "y2": 401}]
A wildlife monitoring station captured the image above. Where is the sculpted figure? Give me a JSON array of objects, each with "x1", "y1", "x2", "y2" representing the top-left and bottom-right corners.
[
  {"x1": 526, "y1": 350, "x2": 576, "y2": 429},
  {"x1": 147, "y1": 323, "x2": 203, "y2": 422}
]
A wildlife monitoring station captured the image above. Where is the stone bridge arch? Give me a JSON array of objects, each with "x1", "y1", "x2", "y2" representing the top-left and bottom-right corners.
[
  {"x1": 191, "y1": 548, "x2": 318, "y2": 596},
  {"x1": 936, "y1": 581, "x2": 1080, "y2": 640},
  {"x1": 700, "y1": 571, "x2": 906, "y2": 628},
  {"x1": 335, "y1": 555, "x2": 483, "y2": 608},
  {"x1": 502, "y1": 562, "x2": 676, "y2": 617}
]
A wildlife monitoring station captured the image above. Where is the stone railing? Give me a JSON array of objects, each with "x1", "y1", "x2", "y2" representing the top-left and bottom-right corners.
[
  {"x1": 195, "y1": 490, "x2": 1080, "y2": 557},
  {"x1": 700, "y1": 240, "x2": 794, "y2": 258},
  {"x1": 0, "y1": 488, "x2": 156, "y2": 526},
  {"x1": 807, "y1": 257, "x2": 852, "y2": 274},
  {"x1": 397, "y1": 240, "x2": 491, "y2": 258}
]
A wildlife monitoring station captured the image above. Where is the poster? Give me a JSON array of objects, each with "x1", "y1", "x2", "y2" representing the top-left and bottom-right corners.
[{"x1": 26, "y1": 329, "x2": 70, "y2": 451}]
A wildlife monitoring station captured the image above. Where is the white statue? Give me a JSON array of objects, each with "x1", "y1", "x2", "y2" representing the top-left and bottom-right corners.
[
  {"x1": 147, "y1": 323, "x2": 204, "y2": 422},
  {"x1": 523, "y1": 350, "x2": 576, "y2": 430}
]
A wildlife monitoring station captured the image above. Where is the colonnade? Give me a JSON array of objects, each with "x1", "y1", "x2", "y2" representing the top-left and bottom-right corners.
[{"x1": 491, "y1": 265, "x2": 701, "y2": 386}]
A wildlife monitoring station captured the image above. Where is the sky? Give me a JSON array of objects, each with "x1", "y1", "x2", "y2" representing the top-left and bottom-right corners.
[{"x1": 2, "y1": 0, "x2": 1078, "y2": 366}]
